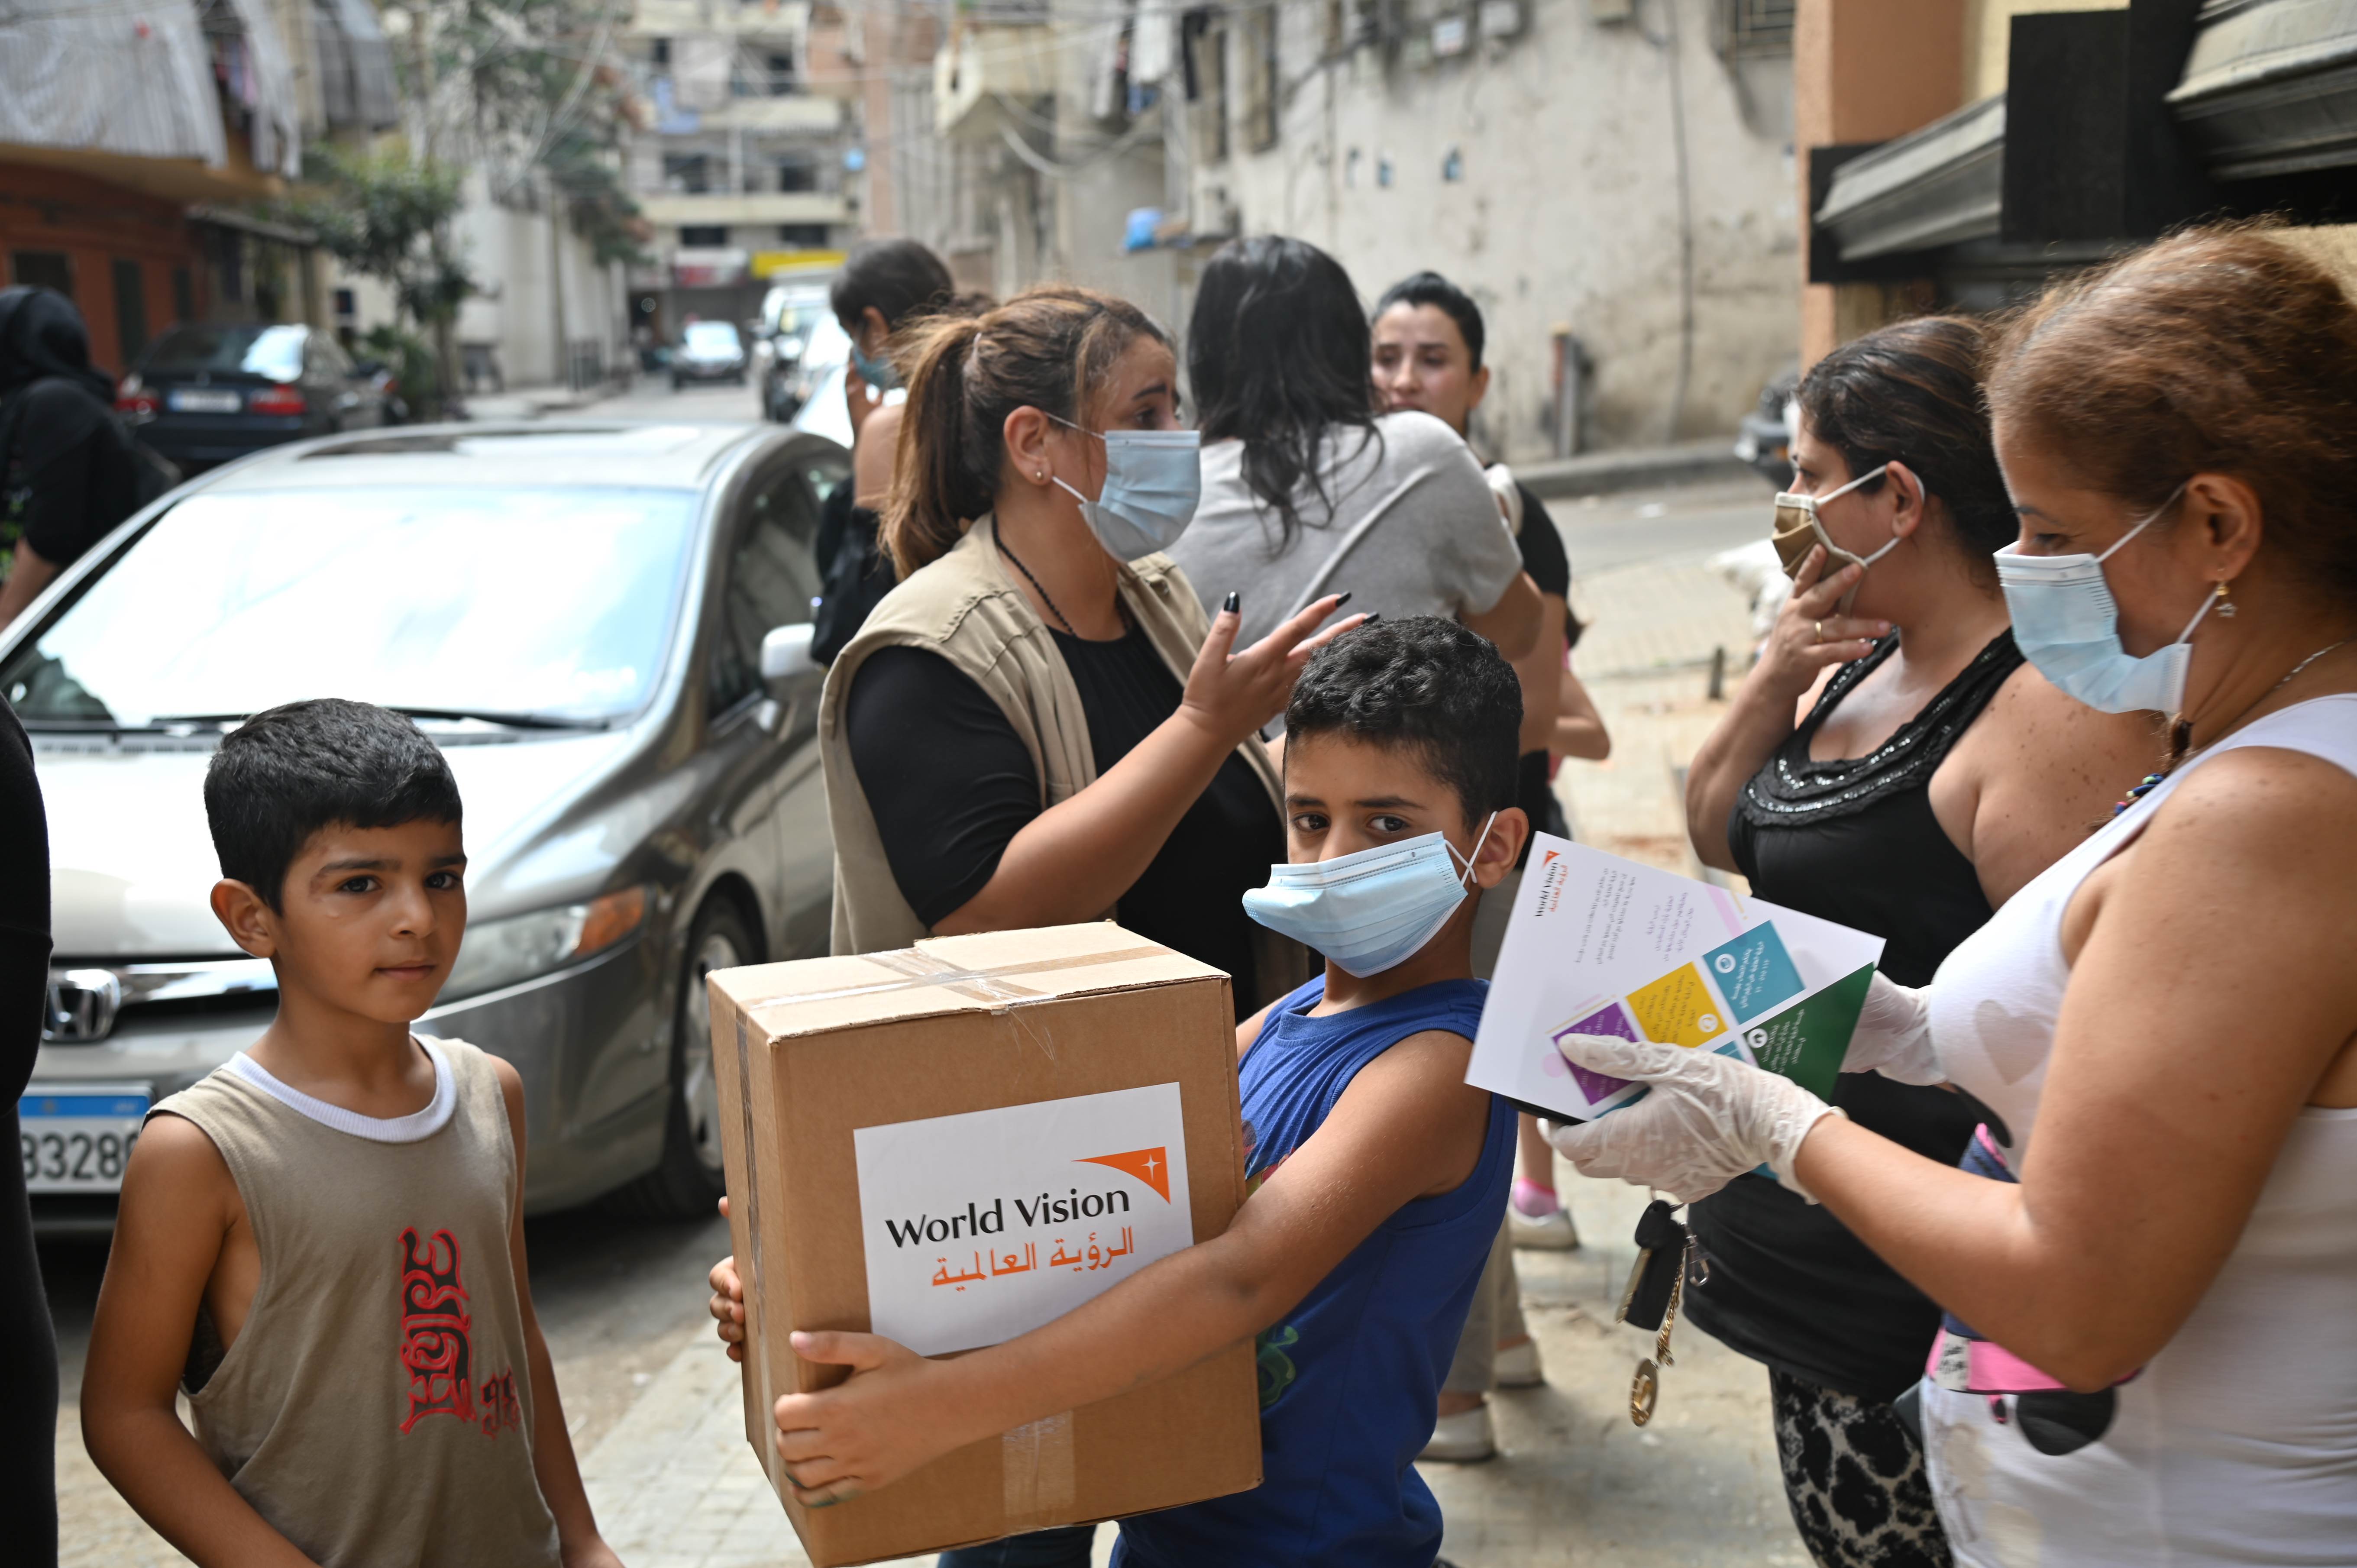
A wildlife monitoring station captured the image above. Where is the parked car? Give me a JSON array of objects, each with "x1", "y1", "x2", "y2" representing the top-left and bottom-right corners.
[
  {"x1": 6, "y1": 420, "x2": 850, "y2": 1231},
  {"x1": 1734, "y1": 366, "x2": 1800, "y2": 490},
  {"x1": 775, "y1": 311, "x2": 853, "y2": 430},
  {"x1": 754, "y1": 284, "x2": 833, "y2": 423},
  {"x1": 115, "y1": 323, "x2": 389, "y2": 471},
  {"x1": 671, "y1": 320, "x2": 748, "y2": 388}
]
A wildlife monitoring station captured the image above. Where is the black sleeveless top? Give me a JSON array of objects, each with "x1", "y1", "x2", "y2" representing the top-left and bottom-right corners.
[{"x1": 1684, "y1": 631, "x2": 2018, "y2": 1402}]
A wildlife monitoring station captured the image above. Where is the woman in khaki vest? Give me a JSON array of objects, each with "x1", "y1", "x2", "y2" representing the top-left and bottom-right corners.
[{"x1": 817, "y1": 285, "x2": 1358, "y2": 1026}]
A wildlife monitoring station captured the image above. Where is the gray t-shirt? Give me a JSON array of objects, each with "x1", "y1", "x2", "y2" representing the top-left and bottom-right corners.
[{"x1": 1169, "y1": 409, "x2": 1524, "y2": 651}]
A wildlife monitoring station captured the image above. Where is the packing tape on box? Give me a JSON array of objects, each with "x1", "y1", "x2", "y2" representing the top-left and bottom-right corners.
[
  {"x1": 1001, "y1": 1410, "x2": 1077, "y2": 1531},
  {"x1": 742, "y1": 944, "x2": 1170, "y2": 1017}
]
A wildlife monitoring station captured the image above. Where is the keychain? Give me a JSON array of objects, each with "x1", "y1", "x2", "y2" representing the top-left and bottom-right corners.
[{"x1": 1615, "y1": 1199, "x2": 1707, "y2": 1427}]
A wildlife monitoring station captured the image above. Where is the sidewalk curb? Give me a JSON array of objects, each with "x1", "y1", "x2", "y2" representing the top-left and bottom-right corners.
[{"x1": 1516, "y1": 440, "x2": 1751, "y2": 500}]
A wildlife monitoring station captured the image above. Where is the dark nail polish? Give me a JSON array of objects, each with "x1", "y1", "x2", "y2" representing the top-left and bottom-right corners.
[
  {"x1": 1333, "y1": 592, "x2": 1352, "y2": 609},
  {"x1": 1222, "y1": 591, "x2": 1241, "y2": 614},
  {"x1": 1362, "y1": 612, "x2": 1381, "y2": 624}
]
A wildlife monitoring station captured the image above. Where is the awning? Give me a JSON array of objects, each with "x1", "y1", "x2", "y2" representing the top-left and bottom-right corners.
[
  {"x1": 2167, "y1": 0, "x2": 2357, "y2": 178},
  {"x1": 1813, "y1": 94, "x2": 2005, "y2": 262},
  {"x1": 0, "y1": 0, "x2": 226, "y2": 166},
  {"x1": 313, "y1": 0, "x2": 402, "y2": 131}
]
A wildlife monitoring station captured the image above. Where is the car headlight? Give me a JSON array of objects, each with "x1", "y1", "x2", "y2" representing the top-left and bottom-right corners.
[{"x1": 440, "y1": 886, "x2": 649, "y2": 1001}]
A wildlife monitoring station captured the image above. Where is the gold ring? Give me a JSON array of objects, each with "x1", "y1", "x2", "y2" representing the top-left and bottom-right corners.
[{"x1": 1814, "y1": 619, "x2": 1824, "y2": 643}]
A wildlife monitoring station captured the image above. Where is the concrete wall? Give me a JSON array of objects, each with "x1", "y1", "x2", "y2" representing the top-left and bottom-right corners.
[
  {"x1": 1184, "y1": 0, "x2": 1801, "y2": 458},
  {"x1": 451, "y1": 188, "x2": 627, "y2": 386},
  {"x1": 339, "y1": 179, "x2": 625, "y2": 390}
]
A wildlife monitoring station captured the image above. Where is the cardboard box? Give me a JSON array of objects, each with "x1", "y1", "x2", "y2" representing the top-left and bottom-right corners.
[{"x1": 709, "y1": 922, "x2": 1263, "y2": 1566}]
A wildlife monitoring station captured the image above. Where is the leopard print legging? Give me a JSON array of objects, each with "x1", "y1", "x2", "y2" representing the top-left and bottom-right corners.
[{"x1": 1769, "y1": 1369, "x2": 1953, "y2": 1568}]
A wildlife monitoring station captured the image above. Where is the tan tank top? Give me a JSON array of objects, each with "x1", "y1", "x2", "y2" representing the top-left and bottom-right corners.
[{"x1": 153, "y1": 1037, "x2": 560, "y2": 1568}]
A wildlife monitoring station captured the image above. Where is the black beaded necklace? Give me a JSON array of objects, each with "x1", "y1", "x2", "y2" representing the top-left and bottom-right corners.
[{"x1": 995, "y1": 531, "x2": 1077, "y2": 636}]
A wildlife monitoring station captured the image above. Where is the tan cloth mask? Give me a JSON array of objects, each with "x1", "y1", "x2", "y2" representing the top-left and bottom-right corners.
[{"x1": 1771, "y1": 462, "x2": 1897, "y2": 613}]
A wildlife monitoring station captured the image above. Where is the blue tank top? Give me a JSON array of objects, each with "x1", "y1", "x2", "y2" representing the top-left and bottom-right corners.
[{"x1": 1114, "y1": 976, "x2": 1514, "y2": 1568}]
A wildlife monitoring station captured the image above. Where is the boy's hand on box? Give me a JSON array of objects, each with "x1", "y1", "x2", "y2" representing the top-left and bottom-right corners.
[
  {"x1": 708, "y1": 1255, "x2": 746, "y2": 1362},
  {"x1": 771, "y1": 1330, "x2": 942, "y2": 1506}
]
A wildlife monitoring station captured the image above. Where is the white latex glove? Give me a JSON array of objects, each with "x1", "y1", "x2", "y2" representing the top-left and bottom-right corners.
[
  {"x1": 1543, "y1": 1034, "x2": 1843, "y2": 1205},
  {"x1": 1842, "y1": 973, "x2": 1943, "y2": 1086}
]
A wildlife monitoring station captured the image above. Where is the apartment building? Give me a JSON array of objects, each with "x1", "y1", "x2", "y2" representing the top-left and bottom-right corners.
[
  {"x1": 911, "y1": 0, "x2": 1804, "y2": 461},
  {"x1": 622, "y1": 0, "x2": 857, "y2": 340},
  {"x1": 0, "y1": 0, "x2": 394, "y2": 372}
]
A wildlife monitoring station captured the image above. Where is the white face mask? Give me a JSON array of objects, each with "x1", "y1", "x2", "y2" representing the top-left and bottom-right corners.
[
  {"x1": 1771, "y1": 463, "x2": 1899, "y2": 613},
  {"x1": 1994, "y1": 484, "x2": 2208, "y2": 715},
  {"x1": 1241, "y1": 815, "x2": 1498, "y2": 978},
  {"x1": 1045, "y1": 413, "x2": 1202, "y2": 562}
]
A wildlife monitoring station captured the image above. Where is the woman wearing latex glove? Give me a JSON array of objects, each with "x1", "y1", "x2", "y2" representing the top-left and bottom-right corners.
[
  {"x1": 1558, "y1": 231, "x2": 2357, "y2": 1568},
  {"x1": 1842, "y1": 972, "x2": 1942, "y2": 1086},
  {"x1": 1543, "y1": 1035, "x2": 1843, "y2": 1204}
]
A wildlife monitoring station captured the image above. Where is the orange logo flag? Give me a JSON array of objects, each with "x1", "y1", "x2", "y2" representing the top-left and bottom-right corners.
[{"x1": 1075, "y1": 1147, "x2": 1171, "y2": 1203}]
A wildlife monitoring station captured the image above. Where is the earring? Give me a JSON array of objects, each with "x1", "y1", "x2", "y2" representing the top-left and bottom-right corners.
[{"x1": 2215, "y1": 579, "x2": 2237, "y2": 619}]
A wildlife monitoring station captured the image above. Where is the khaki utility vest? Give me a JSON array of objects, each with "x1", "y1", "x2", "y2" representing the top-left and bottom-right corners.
[{"x1": 817, "y1": 514, "x2": 1306, "y2": 1004}]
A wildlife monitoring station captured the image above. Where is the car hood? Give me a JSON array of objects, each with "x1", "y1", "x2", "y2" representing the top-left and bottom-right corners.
[{"x1": 40, "y1": 731, "x2": 637, "y2": 958}]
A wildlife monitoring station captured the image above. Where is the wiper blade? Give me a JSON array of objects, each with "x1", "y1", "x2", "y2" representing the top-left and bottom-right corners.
[
  {"x1": 385, "y1": 705, "x2": 606, "y2": 731},
  {"x1": 142, "y1": 707, "x2": 607, "y2": 732}
]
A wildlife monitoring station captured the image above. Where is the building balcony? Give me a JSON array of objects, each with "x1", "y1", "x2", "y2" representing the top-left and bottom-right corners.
[
  {"x1": 628, "y1": 0, "x2": 809, "y2": 41},
  {"x1": 0, "y1": 0, "x2": 301, "y2": 203},
  {"x1": 935, "y1": 21, "x2": 1059, "y2": 142},
  {"x1": 638, "y1": 191, "x2": 850, "y2": 226}
]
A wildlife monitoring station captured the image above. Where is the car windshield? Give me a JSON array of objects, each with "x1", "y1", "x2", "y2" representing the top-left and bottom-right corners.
[
  {"x1": 0, "y1": 486, "x2": 698, "y2": 729},
  {"x1": 140, "y1": 325, "x2": 307, "y2": 381},
  {"x1": 684, "y1": 322, "x2": 741, "y2": 352}
]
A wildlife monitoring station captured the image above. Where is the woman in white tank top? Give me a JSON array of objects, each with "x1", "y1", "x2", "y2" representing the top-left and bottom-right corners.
[{"x1": 1545, "y1": 226, "x2": 2357, "y2": 1567}]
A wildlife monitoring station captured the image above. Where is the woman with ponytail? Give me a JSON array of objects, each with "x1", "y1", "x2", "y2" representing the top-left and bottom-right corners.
[{"x1": 818, "y1": 284, "x2": 1360, "y2": 1020}]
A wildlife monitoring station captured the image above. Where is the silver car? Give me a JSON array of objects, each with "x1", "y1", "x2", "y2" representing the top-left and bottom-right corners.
[{"x1": 6, "y1": 421, "x2": 847, "y2": 1230}]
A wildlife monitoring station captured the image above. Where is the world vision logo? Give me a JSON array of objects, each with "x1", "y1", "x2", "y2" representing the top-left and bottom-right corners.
[
  {"x1": 878, "y1": 1145, "x2": 1171, "y2": 1249},
  {"x1": 1075, "y1": 1146, "x2": 1171, "y2": 1203},
  {"x1": 1534, "y1": 851, "x2": 1570, "y2": 917}
]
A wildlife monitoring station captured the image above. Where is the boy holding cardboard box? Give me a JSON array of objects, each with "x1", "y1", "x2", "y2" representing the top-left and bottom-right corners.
[{"x1": 712, "y1": 617, "x2": 1523, "y2": 1566}]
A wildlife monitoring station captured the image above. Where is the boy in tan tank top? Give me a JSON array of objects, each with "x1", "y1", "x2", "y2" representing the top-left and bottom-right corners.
[{"x1": 80, "y1": 699, "x2": 621, "y2": 1568}]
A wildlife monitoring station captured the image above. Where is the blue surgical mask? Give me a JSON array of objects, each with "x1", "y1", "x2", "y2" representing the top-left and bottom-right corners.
[
  {"x1": 850, "y1": 338, "x2": 897, "y2": 391},
  {"x1": 1242, "y1": 815, "x2": 1499, "y2": 978},
  {"x1": 1995, "y1": 485, "x2": 2211, "y2": 715},
  {"x1": 1047, "y1": 414, "x2": 1202, "y2": 561}
]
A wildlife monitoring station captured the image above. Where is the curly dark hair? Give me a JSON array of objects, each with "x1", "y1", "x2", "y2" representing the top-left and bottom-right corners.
[{"x1": 1284, "y1": 615, "x2": 1522, "y2": 825}]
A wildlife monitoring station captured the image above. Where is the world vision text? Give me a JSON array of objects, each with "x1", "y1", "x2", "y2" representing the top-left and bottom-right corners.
[{"x1": 881, "y1": 1186, "x2": 1135, "y2": 1249}]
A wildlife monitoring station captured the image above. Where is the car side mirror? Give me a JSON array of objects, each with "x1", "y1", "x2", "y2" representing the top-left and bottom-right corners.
[{"x1": 760, "y1": 623, "x2": 820, "y2": 693}]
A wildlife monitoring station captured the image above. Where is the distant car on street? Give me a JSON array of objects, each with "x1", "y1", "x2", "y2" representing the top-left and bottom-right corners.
[
  {"x1": 671, "y1": 320, "x2": 748, "y2": 388},
  {"x1": 116, "y1": 323, "x2": 389, "y2": 471},
  {"x1": 753, "y1": 284, "x2": 834, "y2": 423},
  {"x1": 5, "y1": 420, "x2": 850, "y2": 1231}
]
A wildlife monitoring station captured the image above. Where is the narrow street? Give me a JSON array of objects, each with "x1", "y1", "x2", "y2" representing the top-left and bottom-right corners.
[{"x1": 40, "y1": 469, "x2": 1794, "y2": 1568}]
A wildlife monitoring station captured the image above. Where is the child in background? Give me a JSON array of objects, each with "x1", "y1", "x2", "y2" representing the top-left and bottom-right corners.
[
  {"x1": 709, "y1": 616, "x2": 1523, "y2": 1567},
  {"x1": 81, "y1": 699, "x2": 619, "y2": 1568}
]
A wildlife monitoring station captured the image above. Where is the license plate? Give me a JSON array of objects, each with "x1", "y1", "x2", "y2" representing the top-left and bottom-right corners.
[
  {"x1": 19, "y1": 1086, "x2": 149, "y2": 1193},
  {"x1": 168, "y1": 388, "x2": 242, "y2": 413}
]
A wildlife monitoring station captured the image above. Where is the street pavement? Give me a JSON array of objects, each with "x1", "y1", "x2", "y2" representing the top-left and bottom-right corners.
[{"x1": 41, "y1": 468, "x2": 1797, "y2": 1567}]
